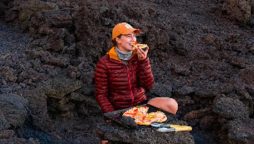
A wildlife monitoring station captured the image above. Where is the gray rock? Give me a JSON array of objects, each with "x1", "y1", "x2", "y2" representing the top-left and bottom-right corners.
[
  {"x1": 40, "y1": 53, "x2": 69, "y2": 67},
  {"x1": 184, "y1": 108, "x2": 212, "y2": 121},
  {"x1": 195, "y1": 82, "x2": 234, "y2": 98},
  {"x1": 171, "y1": 64, "x2": 190, "y2": 76},
  {"x1": 70, "y1": 92, "x2": 86, "y2": 102},
  {"x1": 17, "y1": 0, "x2": 58, "y2": 22},
  {"x1": 67, "y1": 65, "x2": 80, "y2": 79},
  {"x1": 42, "y1": 77, "x2": 83, "y2": 99},
  {"x1": 57, "y1": 97, "x2": 75, "y2": 112},
  {"x1": 240, "y1": 66, "x2": 254, "y2": 86},
  {"x1": 0, "y1": 137, "x2": 40, "y2": 144},
  {"x1": 223, "y1": 0, "x2": 252, "y2": 23},
  {"x1": 228, "y1": 56, "x2": 248, "y2": 69},
  {"x1": 20, "y1": 89, "x2": 51, "y2": 130},
  {"x1": 0, "y1": 94, "x2": 28, "y2": 128},
  {"x1": 82, "y1": 72, "x2": 95, "y2": 95},
  {"x1": 18, "y1": 68, "x2": 48, "y2": 84},
  {"x1": 249, "y1": 43, "x2": 254, "y2": 54},
  {"x1": 213, "y1": 97, "x2": 249, "y2": 119},
  {"x1": 0, "y1": 86, "x2": 13, "y2": 94},
  {"x1": 199, "y1": 116, "x2": 217, "y2": 130},
  {"x1": 202, "y1": 34, "x2": 217, "y2": 45},
  {"x1": 97, "y1": 122, "x2": 194, "y2": 144},
  {"x1": 0, "y1": 1, "x2": 8, "y2": 16},
  {"x1": 175, "y1": 86, "x2": 195, "y2": 96},
  {"x1": 78, "y1": 96, "x2": 101, "y2": 116},
  {"x1": 176, "y1": 96, "x2": 195, "y2": 107},
  {"x1": 25, "y1": 50, "x2": 49, "y2": 59},
  {"x1": 0, "y1": 110, "x2": 10, "y2": 130},
  {"x1": 227, "y1": 119, "x2": 254, "y2": 144},
  {"x1": 42, "y1": 9, "x2": 72, "y2": 28},
  {"x1": 150, "y1": 83, "x2": 172, "y2": 97},
  {"x1": 251, "y1": 0, "x2": 254, "y2": 10},
  {"x1": 173, "y1": 41, "x2": 187, "y2": 56},
  {"x1": 0, "y1": 130, "x2": 15, "y2": 139},
  {"x1": 246, "y1": 86, "x2": 254, "y2": 96},
  {"x1": 194, "y1": 88, "x2": 218, "y2": 98},
  {"x1": 0, "y1": 66, "x2": 17, "y2": 82}
]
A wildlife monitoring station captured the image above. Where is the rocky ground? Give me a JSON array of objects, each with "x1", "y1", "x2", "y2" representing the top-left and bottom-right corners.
[
  {"x1": 0, "y1": 18, "x2": 101, "y2": 144},
  {"x1": 0, "y1": 0, "x2": 254, "y2": 144},
  {"x1": 0, "y1": 19, "x2": 39, "y2": 144}
]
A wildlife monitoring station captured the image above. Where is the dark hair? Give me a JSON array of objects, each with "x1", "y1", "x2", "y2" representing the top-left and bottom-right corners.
[{"x1": 112, "y1": 34, "x2": 122, "y2": 46}]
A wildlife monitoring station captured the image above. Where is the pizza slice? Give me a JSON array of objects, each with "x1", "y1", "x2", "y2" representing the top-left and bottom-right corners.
[
  {"x1": 123, "y1": 106, "x2": 167, "y2": 126},
  {"x1": 123, "y1": 106, "x2": 149, "y2": 118}
]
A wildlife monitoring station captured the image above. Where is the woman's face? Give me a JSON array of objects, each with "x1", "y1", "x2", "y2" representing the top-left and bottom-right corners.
[{"x1": 116, "y1": 33, "x2": 137, "y2": 52}]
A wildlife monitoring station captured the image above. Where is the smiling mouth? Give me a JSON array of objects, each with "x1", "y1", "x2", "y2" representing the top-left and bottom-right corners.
[
  {"x1": 129, "y1": 43, "x2": 135, "y2": 48},
  {"x1": 130, "y1": 42, "x2": 137, "y2": 48}
]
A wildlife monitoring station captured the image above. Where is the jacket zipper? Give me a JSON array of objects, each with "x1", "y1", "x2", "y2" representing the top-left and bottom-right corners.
[{"x1": 126, "y1": 65, "x2": 134, "y2": 105}]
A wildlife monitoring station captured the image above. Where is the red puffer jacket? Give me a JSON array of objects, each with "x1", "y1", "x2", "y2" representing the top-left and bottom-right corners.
[{"x1": 95, "y1": 47, "x2": 154, "y2": 113}]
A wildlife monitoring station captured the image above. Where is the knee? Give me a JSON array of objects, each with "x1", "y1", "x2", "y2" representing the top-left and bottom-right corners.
[
  {"x1": 100, "y1": 140, "x2": 108, "y2": 144},
  {"x1": 147, "y1": 97, "x2": 178, "y2": 115},
  {"x1": 169, "y1": 98, "x2": 178, "y2": 115}
]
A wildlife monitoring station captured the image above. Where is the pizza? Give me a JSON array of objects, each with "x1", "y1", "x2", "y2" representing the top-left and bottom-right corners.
[
  {"x1": 123, "y1": 106, "x2": 167, "y2": 125},
  {"x1": 123, "y1": 106, "x2": 149, "y2": 118},
  {"x1": 131, "y1": 43, "x2": 148, "y2": 50}
]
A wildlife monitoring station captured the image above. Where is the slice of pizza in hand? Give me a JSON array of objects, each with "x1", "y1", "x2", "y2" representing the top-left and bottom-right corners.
[{"x1": 131, "y1": 43, "x2": 148, "y2": 50}]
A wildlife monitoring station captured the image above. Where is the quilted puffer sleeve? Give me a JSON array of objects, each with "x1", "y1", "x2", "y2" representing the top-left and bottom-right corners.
[
  {"x1": 137, "y1": 57, "x2": 154, "y2": 90},
  {"x1": 95, "y1": 59, "x2": 114, "y2": 113}
]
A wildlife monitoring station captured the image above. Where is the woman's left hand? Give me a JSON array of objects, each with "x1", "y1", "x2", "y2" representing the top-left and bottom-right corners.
[{"x1": 136, "y1": 46, "x2": 149, "y2": 60}]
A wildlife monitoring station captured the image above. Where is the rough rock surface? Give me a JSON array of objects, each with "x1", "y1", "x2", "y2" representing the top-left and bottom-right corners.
[
  {"x1": 222, "y1": 0, "x2": 252, "y2": 23},
  {"x1": 0, "y1": 110, "x2": 10, "y2": 130},
  {"x1": 0, "y1": 0, "x2": 253, "y2": 143},
  {"x1": 0, "y1": 1, "x2": 10, "y2": 17},
  {"x1": 0, "y1": 130, "x2": 39, "y2": 144},
  {"x1": 213, "y1": 97, "x2": 249, "y2": 119},
  {"x1": 97, "y1": 122, "x2": 195, "y2": 144},
  {"x1": 227, "y1": 119, "x2": 254, "y2": 144},
  {"x1": 0, "y1": 94, "x2": 28, "y2": 128}
]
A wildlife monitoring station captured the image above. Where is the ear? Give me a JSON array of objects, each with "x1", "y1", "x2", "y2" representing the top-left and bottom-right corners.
[{"x1": 115, "y1": 37, "x2": 121, "y2": 45}]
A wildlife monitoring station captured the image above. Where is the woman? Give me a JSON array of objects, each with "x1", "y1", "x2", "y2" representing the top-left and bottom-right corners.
[
  {"x1": 95, "y1": 22, "x2": 178, "y2": 143},
  {"x1": 95, "y1": 22, "x2": 178, "y2": 114}
]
